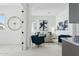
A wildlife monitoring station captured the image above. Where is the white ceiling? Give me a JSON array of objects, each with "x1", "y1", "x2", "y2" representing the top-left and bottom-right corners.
[
  {"x1": 0, "y1": 3, "x2": 69, "y2": 16},
  {"x1": 0, "y1": 3, "x2": 21, "y2": 6},
  {"x1": 30, "y1": 3, "x2": 69, "y2": 16}
]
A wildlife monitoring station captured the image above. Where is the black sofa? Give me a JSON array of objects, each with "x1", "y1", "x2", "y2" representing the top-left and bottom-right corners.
[{"x1": 58, "y1": 35, "x2": 72, "y2": 42}]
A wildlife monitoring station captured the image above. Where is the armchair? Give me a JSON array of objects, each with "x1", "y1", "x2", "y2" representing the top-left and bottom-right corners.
[{"x1": 31, "y1": 35, "x2": 46, "y2": 47}]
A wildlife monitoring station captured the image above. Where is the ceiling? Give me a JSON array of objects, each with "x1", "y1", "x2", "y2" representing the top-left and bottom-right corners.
[
  {"x1": 30, "y1": 3, "x2": 69, "y2": 16},
  {"x1": 0, "y1": 3, "x2": 21, "y2": 6},
  {"x1": 0, "y1": 3, "x2": 69, "y2": 16}
]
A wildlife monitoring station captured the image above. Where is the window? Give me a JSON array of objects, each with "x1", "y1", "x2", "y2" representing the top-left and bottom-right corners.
[
  {"x1": 0, "y1": 15, "x2": 6, "y2": 30},
  {"x1": 0, "y1": 15, "x2": 5, "y2": 23}
]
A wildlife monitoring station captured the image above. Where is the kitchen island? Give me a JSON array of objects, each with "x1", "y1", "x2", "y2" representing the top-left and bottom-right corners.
[{"x1": 62, "y1": 37, "x2": 79, "y2": 56}]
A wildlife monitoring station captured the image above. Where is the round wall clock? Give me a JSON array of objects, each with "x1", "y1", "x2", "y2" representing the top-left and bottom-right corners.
[{"x1": 7, "y1": 16, "x2": 22, "y2": 31}]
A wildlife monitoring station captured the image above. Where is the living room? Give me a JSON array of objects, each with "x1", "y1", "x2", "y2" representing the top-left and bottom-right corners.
[
  {"x1": 0, "y1": 3, "x2": 76, "y2": 56},
  {"x1": 30, "y1": 3, "x2": 72, "y2": 56},
  {"x1": 30, "y1": 3, "x2": 72, "y2": 45}
]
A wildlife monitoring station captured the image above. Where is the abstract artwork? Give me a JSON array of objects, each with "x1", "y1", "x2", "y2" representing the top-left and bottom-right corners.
[
  {"x1": 39, "y1": 20, "x2": 48, "y2": 31},
  {"x1": 57, "y1": 20, "x2": 68, "y2": 30}
]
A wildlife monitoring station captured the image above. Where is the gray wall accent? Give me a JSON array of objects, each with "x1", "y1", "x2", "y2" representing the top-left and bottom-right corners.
[
  {"x1": 62, "y1": 40, "x2": 79, "y2": 56},
  {"x1": 69, "y1": 3, "x2": 79, "y2": 23}
]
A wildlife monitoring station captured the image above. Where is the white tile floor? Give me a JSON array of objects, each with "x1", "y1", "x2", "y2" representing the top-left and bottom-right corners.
[{"x1": 0, "y1": 43, "x2": 62, "y2": 56}]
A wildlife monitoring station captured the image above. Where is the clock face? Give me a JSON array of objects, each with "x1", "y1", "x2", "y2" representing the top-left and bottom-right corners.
[{"x1": 7, "y1": 16, "x2": 22, "y2": 31}]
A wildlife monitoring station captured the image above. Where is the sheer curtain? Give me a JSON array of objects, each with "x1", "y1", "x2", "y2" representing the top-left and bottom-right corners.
[
  {"x1": 73, "y1": 24, "x2": 79, "y2": 36},
  {"x1": 73, "y1": 24, "x2": 79, "y2": 43}
]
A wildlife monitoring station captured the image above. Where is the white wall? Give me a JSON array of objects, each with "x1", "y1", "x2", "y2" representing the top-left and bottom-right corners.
[
  {"x1": 56, "y1": 6, "x2": 73, "y2": 36},
  {"x1": 31, "y1": 16, "x2": 56, "y2": 34},
  {"x1": 0, "y1": 3, "x2": 31, "y2": 50},
  {"x1": 31, "y1": 3, "x2": 69, "y2": 36},
  {"x1": 0, "y1": 4, "x2": 24, "y2": 44}
]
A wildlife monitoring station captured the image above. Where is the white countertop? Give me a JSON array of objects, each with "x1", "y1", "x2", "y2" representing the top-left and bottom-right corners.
[{"x1": 62, "y1": 37, "x2": 79, "y2": 46}]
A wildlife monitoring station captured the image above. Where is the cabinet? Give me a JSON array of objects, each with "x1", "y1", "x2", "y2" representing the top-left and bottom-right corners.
[{"x1": 69, "y1": 3, "x2": 79, "y2": 23}]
